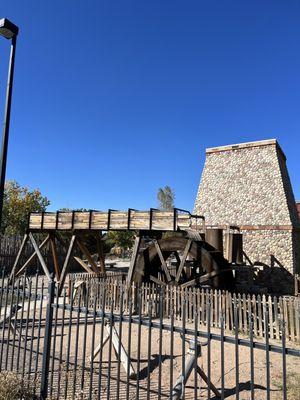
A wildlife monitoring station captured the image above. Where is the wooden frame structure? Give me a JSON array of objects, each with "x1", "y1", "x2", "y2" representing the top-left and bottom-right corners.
[
  {"x1": 28, "y1": 208, "x2": 202, "y2": 232},
  {"x1": 10, "y1": 209, "x2": 205, "y2": 293}
]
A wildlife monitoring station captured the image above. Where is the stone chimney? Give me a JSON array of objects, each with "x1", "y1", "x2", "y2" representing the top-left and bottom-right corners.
[{"x1": 194, "y1": 139, "x2": 300, "y2": 283}]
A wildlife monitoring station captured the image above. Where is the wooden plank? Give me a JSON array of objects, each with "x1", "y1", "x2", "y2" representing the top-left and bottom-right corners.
[
  {"x1": 150, "y1": 275, "x2": 166, "y2": 286},
  {"x1": 127, "y1": 235, "x2": 141, "y2": 285},
  {"x1": 252, "y1": 295, "x2": 257, "y2": 337},
  {"x1": 9, "y1": 233, "x2": 29, "y2": 280},
  {"x1": 76, "y1": 238, "x2": 100, "y2": 275},
  {"x1": 257, "y1": 295, "x2": 262, "y2": 337},
  {"x1": 58, "y1": 235, "x2": 76, "y2": 295},
  {"x1": 242, "y1": 294, "x2": 247, "y2": 334},
  {"x1": 268, "y1": 296, "x2": 274, "y2": 340},
  {"x1": 290, "y1": 298, "x2": 295, "y2": 342},
  {"x1": 28, "y1": 233, "x2": 51, "y2": 280},
  {"x1": 274, "y1": 296, "x2": 280, "y2": 340},
  {"x1": 91, "y1": 212, "x2": 109, "y2": 230},
  {"x1": 96, "y1": 233, "x2": 106, "y2": 274},
  {"x1": 57, "y1": 212, "x2": 73, "y2": 229},
  {"x1": 283, "y1": 297, "x2": 289, "y2": 340},
  {"x1": 74, "y1": 257, "x2": 94, "y2": 274},
  {"x1": 175, "y1": 239, "x2": 192, "y2": 283},
  {"x1": 154, "y1": 240, "x2": 172, "y2": 283},
  {"x1": 49, "y1": 235, "x2": 61, "y2": 280},
  {"x1": 109, "y1": 211, "x2": 128, "y2": 230},
  {"x1": 15, "y1": 235, "x2": 50, "y2": 278}
]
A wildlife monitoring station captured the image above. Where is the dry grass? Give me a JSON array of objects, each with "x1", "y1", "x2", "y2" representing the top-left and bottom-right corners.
[{"x1": 0, "y1": 371, "x2": 37, "y2": 400}]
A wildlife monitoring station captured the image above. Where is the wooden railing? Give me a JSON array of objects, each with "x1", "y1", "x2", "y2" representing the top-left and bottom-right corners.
[{"x1": 70, "y1": 273, "x2": 300, "y2": 343}]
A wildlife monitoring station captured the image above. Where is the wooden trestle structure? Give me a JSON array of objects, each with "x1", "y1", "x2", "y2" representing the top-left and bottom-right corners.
[{"x1": 10, "y1": 208, "x2": 237, "y2": 292}]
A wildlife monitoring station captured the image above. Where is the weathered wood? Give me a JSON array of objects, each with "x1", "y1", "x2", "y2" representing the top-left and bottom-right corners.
[
  {"x1": 127, "y1": 235, "x2": 141, "y2": 285},
  {"x1": 50, "y1": 235, "x2": 61, "y2": 280},
  {"x1": 9, "y1": 233, "x2": 29, "y2": 280},
  {"x1": 28, "y1": 209, "x2": 193, "y2": 232},
  {"x1": 153, "y1": 239, "x2": 172, "y2": 283},
  {"x1": 28, "y1": 233, "x2": 51, "y2": 280},
  {"x1": 175, "y1": 239, "x2": 192, "y2": 283},
  {"x1": 74, "y1": 257, "x2": 94, "y2": 274},
  {"x1": 96, "y1": 233, "x2": 106, "y2": 274},
  {"x1": 15, "y1": 234, "x2": 50, "y2": 278},
  {"x1": 76, "y1": 238, "x2": 100, "y2": 275},
  {"x1": 58, "y1": 235, "x2": 76, "y2": 295}
]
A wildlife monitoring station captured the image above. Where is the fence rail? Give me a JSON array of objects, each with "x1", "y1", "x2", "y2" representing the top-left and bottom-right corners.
[
  {"x1": 70, "y1": 273, "x2": 300, "y2": 343},
  {"x1": 0, "y1": 272, "x2": 299, "y2": 399}
]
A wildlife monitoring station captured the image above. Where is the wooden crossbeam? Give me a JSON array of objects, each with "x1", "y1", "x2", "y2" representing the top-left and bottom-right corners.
[
  {"x1": 153, "y1": 239, "x2": 172, "y2": 283},
  {"x1": 29, "y1": 233, "x2": 51, "y2": 280},
  {"x1": 9, "y1": 233, "x2": 29, "y2": 281},
  {"x1": 175, "y1": 239, "x2": 192, "y2": 283},
  {"x1": 91, "y1": 322, "x2": 136, "y2": 378},
  {"x1": 76, "y1": 238, "x2": 100, "y2": 275},
  {"x1": 150, "y1": 275, "x2": 166, "y2": 286},
  {"x1": 127, "y1": 235, "x2": 141, "y2": 285},
  {"x1": 14, "y1": 235, "x2": 50, "y2": 279},
  {"x1": 58, "y1": 235, "x2": 76, "y2": 295},
  {"x1": 50, "y1": 235, "x2": 61, "y2": 281},
  {"x1": 74, "y1": 256, "x2": 94, "y2": 274},
  {"x1": 96, "y1": 232, "x2": 105, "y2": 274}
]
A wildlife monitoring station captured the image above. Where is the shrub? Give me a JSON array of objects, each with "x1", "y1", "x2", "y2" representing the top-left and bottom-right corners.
[{"x1": 0, "y1": 371, "x2": 36, "y2": 400}]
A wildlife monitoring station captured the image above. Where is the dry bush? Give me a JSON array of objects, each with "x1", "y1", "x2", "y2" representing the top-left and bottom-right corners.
[{"x1": 0, "y1": 371, "x2": 36, "y2": 400}]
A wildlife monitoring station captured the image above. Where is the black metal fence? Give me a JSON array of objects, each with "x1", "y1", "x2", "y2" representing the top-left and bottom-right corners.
[{"x1": 0, "y1": 271, "x2": 299, "y2": 399}]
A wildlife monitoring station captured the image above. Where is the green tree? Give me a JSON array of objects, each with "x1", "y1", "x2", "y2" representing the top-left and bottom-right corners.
[
  {"x1": 2, "y1": 180, "x2": 50, "y2": 235},
  {"x1": 105, "y1": 231, "x2": 135, "y2": 257},
  {"x1": 157, "y1": 185, "x2": 175, "y2": 210}
]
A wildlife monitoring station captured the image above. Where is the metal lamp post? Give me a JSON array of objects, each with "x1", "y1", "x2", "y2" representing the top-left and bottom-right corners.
[{"x1": 0, "y1": 18, "x2": 19, "y2": 230}]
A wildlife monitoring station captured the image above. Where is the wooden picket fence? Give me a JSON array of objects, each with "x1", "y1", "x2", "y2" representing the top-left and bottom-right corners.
[{"x1": 70, "y1": 273, "x2": 300, "y2": 343}]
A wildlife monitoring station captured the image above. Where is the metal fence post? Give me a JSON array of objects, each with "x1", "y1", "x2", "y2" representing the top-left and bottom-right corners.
[{"x1": 40, "y1": 274, "x2": 55, "y2": 399}]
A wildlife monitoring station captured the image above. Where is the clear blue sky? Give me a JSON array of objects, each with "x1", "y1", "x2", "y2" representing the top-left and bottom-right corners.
[{"x1": 0, "y1": 1, "x2": 299, "y2": 211}]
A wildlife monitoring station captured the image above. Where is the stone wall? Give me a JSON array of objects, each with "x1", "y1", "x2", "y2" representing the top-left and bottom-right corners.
[{"x1": 194, "y1": 139, "x2": 300, "y2": 293}]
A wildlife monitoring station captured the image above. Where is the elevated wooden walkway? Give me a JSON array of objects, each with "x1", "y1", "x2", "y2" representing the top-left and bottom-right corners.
[{"x1": 28, "y1": 208, "x2": 204, "y2": 232}]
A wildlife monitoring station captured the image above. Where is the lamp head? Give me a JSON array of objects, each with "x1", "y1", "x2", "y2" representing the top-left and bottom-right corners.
[{"x1": 0, "y1": 18, "x2": 19, "y2": 39}]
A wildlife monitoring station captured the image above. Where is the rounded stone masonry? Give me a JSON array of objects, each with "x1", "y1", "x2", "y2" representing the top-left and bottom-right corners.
[{"x1": 194, "y1": 139, "x2": 300, "y2": 294}]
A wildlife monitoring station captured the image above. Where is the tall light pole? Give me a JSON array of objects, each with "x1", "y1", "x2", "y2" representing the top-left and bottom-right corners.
[{"x1": 0, "y1": 18, "x2": 19, "y2": 231}]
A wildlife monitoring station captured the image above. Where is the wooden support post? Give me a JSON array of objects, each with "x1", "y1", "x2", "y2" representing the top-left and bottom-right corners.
[
  {"x1": 29, "y1": 233, "x2": 51, "y2": 280},
  {"x1": 96, "y1": 232, "x2": 106, "y2": 274},
  {"x1": 74, "y1": 256, "x2": 94, "y2": 274},
  {"x1": 14, "y1": 234, "x2": 50, "y2": 279},
  {"x1": 91, "y1": 321, "x2": 136, "y2": 378},
  {"x1": 9, "y1": 233, "x2": 29, "y2": 281},
  {"x1": 153, "y1": 239, "x2": 172, "y2": 283},
  {"x1": 175, "y1": 239, "x2": 192, "y2": 283},
  {"x1": 127, "y1": 234, "x2": 142, "y2": 285},
  {"x1": 171, "y1": 340, "x2": 220, "y2": 399},
  {"x1": 76, "y1": 237, "x2": 100, "y2": 275},
  {"x1": 50, "y1": 234, "x2": 61, "y2": 281},
  {"x1": 58, "y1": 235, "x2": 76, "y2": 295}
]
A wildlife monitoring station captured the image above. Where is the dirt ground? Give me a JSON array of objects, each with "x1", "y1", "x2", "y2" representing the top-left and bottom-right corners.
[
  {"x1": 1, "y1": 305, "x2": 300, "y2": 399},
  {"x1": 45, "y1": 312, "x2": 300, "y2": 400}
]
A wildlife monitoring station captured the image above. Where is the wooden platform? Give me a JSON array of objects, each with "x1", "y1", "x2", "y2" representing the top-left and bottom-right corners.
[{"x1": 28, "y1": 208, "x2": 204, "y2": 232}]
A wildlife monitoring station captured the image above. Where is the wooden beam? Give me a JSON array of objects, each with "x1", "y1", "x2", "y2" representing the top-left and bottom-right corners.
[
  {"x1": 197, "y1": 366, "x2": 220, "y2": 397},
  {"x1": 127, "y1": 235, "x2": 142, "y2": 285},
  {"x1": 96, "y1": 232, "x2": 106, "y2": 274},
  {"x1": 153, "y1": 239, "x2": 172, "y2": 283},
  {"x1": 175, "y1": 239, "x2": 192, "y2": 283},
  {"x1": 73, "y1": 256, "x2": 94, "y2": 274},
  {"x1": 50, "y1": 234, "x2": 61, "y2": 281},
  {"x1": 9, "y1": 233, "x2": 29, "y2": 281},
  {"x1": 76, "y1": 237, "x2": 100, "y2": 275},
  {"x1": 58, "y1": 234, "x2": 76, "y2": 295},
  {"x1": 28, "y1": 233, "x2": 51, "y2": 280},
  {"x1": 150, "y1": 275, "x2": 166, "y2": 286},
  {"x1": 14, "y1": 235, "x2": 50, "y2": 279}
]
